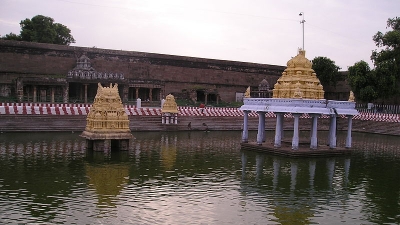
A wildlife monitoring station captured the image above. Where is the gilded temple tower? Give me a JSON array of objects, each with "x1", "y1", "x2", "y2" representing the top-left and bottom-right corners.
[
  {"x1": 241, "y1": 49, "x2": 358, "y2": 153},
  {"x1": 161, "y1": 94, "x2": 179, "y2": 124},
  {"x1": 81, "y1": 83, "x2": 133, "y2": 151},
  {"x1": 272, "y1": 50, "x2": 324, "y2": 100}
]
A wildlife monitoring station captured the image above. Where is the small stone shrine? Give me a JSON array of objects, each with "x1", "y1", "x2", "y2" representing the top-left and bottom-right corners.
[
  {"x1": 240, "y1": 50, "x2": 358, "y2": 155},
  {"x1": 256, "y1": 79, "x2": 273, "y2": 98},
  {"x1": 81, "y1": 83, "x2": 133, "y2": 151},
  {"x1": 161, "y1": 94, "x2": 179, "y2": 124}
]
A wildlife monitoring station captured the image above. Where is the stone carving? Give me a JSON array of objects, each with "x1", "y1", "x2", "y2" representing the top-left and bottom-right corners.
[
  {"x1": 258, "y1": 79, "x2": 270, "y2": 91},
  {"x1": 67, "y1": 55, "x2": 124, "y2": 80},
  {"x1": 273, "y1": 50, "x2": 324, "y2": 99},
  {"x1": 256, "y1": 79, "x2": 272, "y2": 98},
  {"x1": 292, "y1": 82, "x2": 303, "y2": 98}
]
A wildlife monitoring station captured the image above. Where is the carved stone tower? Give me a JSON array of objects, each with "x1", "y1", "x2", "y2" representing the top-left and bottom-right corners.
[{"x1": 81, "y1": 83, "x2": 133, "y2": 151}]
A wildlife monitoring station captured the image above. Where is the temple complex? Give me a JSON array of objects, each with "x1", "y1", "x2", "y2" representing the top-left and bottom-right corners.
[
  {"x1": 240, "y1": 50, "x2": 358, "y2": 154},
  {"x1": 80, "y1": 83, "x2": 133, "y2": 151}
]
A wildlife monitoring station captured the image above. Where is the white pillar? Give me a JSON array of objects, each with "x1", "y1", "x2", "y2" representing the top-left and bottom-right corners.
[
  {"x1": 261, "y1": 112, "x2": 266, "y2": 142},
  {"x1": 329, "y1": 115, "x2": 337, "y2": 148},
  {"x1": 281, "y1": 113, "x2": 285, "y2": 140},
  {"x1": 257, "y1": 112, "x2": 266, "y2": 145},
  {"x1": 292, "y1": 113, "x2": 300, "y2": 150},
  {"x1": 162, "y1": 114, "x2": 165, "y2": 124},
  {"x1": 136, "y1": 98, "x2": 141, "y2": 108},
  {"x1": 166, "y1": 113, "x2": 170, "y2": 124},
  {"x1": 310, "y1": 114, "x2": 319, "y2": 149},
  {"x1": 345, "y1": 115, "x2": 353, "y2": 148},
  {"x1": 174, "y1": 114, "x2": 178, "y2": 124},
  {"x1": 274, "y1": 112, "x2": 283, "y2": 147},
  {"x1": 242, "y1": 110, "x2": 249, "y2": 143}
]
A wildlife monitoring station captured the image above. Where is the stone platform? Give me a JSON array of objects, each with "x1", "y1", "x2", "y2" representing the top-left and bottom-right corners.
[{"x1": 241, "y1": 142, "x2": 353, "y2": 157}]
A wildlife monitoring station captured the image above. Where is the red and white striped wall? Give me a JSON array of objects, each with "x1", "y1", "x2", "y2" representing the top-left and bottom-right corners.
[{"x1": 0, "y1": 103, "x2": 399, "y2": 122}]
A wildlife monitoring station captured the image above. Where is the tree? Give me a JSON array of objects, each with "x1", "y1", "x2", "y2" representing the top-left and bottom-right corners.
[
  {"x1": 348, "y1": 61, "x2": 378, "y2": 102},
  {"x1": 371, "y1": 17, "x2": 400, "y2": 98},
  {"x1": 1, "y1": 32, "x2": 21, "y2": 41},
  {"x1": 312, "y1": 56, "x2": 341, "y2": 88},
  {"x1": 1, "y1": 15, "x2": 75, "y2": 45},
  {"x1": 347, "y1": 17, "x2": 400, "y2": 103}
]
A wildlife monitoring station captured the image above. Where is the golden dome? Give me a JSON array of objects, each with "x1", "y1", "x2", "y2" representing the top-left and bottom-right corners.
[{"x1": 273, "y1": 50, "x2": 324, "y2": 99}]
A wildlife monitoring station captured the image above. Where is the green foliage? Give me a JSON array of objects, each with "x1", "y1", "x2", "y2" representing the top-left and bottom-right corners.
[
  {"x1": 348, "y1": 61, "x2": 378, "y2": 102},
  {"x1": 374, "y1": 60, "x2": 397, "y2": 99},
  {"x1": 1, "y1": 15, "x2": 75, "y2": 45},
  {"x1": 312, "y1": 56, "x2": 341, "y2": 88},
  {"x1": 1, "y1": 32, "x2": 21, "y2": 41},
  {"x1": 175, "y1": 99, "x2": 195, "y2": 106},
  {"x1": 349, "y1": 17, "x2": 400, "y2": 103},
  {"x1": 371, "y1": 17, "x2": 400, "y2": 98}
]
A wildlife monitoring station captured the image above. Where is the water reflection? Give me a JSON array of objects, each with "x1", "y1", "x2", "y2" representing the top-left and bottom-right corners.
[
  {"x1": 241, "y1": 152, "x2": 354, "y2": 224},
  {"x1": 0, "y1": 131, "x2": 399, "y2": 224},
  {"x1": 240, "y1": 132, "x2": 400, "y2": 225}
]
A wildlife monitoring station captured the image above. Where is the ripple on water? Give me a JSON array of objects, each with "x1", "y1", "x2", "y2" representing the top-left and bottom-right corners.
[{"x1": 1, "y1": 131, "x2": 400, "y2": 224}]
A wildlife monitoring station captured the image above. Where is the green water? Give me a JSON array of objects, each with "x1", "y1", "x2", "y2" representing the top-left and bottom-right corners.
[{"x1": 0, "y1": 131, "x2": 399, "y2": 224}]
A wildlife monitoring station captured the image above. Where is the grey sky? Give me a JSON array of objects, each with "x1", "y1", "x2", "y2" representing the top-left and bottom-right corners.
[{"x1": 1, "y1": 0, "x2": 399, "y2": 70}]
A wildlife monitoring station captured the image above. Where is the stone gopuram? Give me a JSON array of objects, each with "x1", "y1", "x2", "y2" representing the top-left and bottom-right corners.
[{"x1": 81, "y1": 83, "x2": 133, "y2": 151}]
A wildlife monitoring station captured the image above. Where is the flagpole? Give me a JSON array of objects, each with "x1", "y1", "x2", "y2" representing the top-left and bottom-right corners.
[{"x1": 299, "y1": 12, "x2": 305, "y2": 50}]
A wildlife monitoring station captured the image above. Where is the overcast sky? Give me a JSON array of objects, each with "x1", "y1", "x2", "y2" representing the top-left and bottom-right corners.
[{"x1": 1, "y1": 0, "x2": 399, "y2": 70}]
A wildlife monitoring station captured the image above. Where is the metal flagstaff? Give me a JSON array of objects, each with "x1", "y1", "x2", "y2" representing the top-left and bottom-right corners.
[{"x1": 299, "y1": 12, "x2": 305, "y2": 50}]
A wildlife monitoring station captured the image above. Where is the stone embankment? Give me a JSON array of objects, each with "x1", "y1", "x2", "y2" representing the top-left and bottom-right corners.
[{"x1": 0, "y1": 103, "x2": 399, "y2": 135}]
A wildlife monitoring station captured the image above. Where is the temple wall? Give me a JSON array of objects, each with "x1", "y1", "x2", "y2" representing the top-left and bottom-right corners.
[
  {"x1": 0, "y1": 40, "x2": 284, "y2": 102},
  {"x1": 0, "y1": 103, "x2": 399, "y2": 136}
]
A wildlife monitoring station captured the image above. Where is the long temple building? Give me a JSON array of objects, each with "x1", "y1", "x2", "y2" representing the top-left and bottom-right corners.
[
  {"x1": 0, "y1": 40, "x2": 351, "y2": 104},
  {"x1": 0, "y1": 40, "x2": 287, "y2": 104}
]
